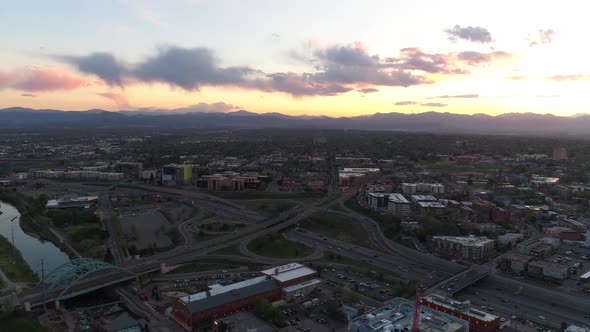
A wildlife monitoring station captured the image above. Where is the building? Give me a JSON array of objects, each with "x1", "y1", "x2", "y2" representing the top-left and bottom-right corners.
[
  {"x1": 515, "y1": 237, "x2": 560, "y2": 256},
  {"x1": 545, "y1": 227, "x2": 585, "y2": 241},
  {"x1": 422, "y1": 294, "x2": 500, "y2": 332},
  {"x1": 368, "y1": 193, "x2": 390, "y2": 210},
  {"x1": 338, "y1": 168, "x2": 381, "y2": 188},
  {"x1": 215, "y1": 312, "x2": 276, "y2": 332},
  {"x1": 348, "y1": 297, "x2": 468, "y2": 332},
  {"x1": 565, "y1": 325, "x2": 590, "y2": 332},
  {"x1": 431, "y1": 236, "x2": 495, "y2": 261},
  {"x1": 498, "y1": 252, "x2": 532, "y2": 274},
  {"x1": 162, "y1": 164, "x2": 193, "y2": 185},
  {"x1": 417, "y1": 201, "x2": 446, "y2": 216},
  {"x1": 281, "y1": 278, "x2": 321, "y2": 301},
  {"x1": 259, "y1": 263, "x2": 317, "y2": 287},
  {"x1": 553, "y1": 147, "x2": 568, "y2": 161},
  {"x1": 388, "y1": 193, "x2": 410, "y2": 217},
  {"x1": 527, "y1": 260, "x2": 569, "y2": 283},
  {"x1": 172, "y1": 276, "x2": 282, "y2": 330},
  {"x1": 335, "y1": 157, "x2": 374, "y2": 167},
  {"x1": 402, "y1": 183, "x2": 445, "y2": 195},
  {"x1": 199, "y1": 172, "x2": 264, "y2": 191},
  {"x1": 106, "y1": 312, "x2": 141, "y2": 332},
  {"x1": 496, "y1": 233, "x2": 524, "y2": 248},
  {"x1": 46, "y1": 195, "x2": 99, "y2": 209}
]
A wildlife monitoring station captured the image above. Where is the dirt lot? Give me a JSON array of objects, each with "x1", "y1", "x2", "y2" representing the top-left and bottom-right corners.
[{"x1": 121, "y1": 210, "x2": 172, "y2": 250}]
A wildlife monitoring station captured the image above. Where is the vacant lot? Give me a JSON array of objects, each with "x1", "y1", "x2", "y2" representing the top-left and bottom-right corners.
[
  {"x1": 248, "y1": 233, "x2": 312, "y2": 259},
  {"x1": 121, "y1": 210, "x2": 172, "y2": 250},
  {"x1": 65, "y1": 224, "x2": 108, "y2": 258},
  {"x1": 300, "y1": 211, "x2": 371, "y2": 247}
]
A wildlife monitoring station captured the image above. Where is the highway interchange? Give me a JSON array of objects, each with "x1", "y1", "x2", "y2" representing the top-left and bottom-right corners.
[{"x1": 17, "y1": 180, "x2": 590, "y2": 328}]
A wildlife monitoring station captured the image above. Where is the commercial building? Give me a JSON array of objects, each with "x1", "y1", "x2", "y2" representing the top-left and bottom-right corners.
[
  {"x1": 172, "y1": 276, "x2": 281, "y2": 330},
  {"x1": 33, "y1": 170, "x2": 124, "y2": 182},
  {"x1": 527, "y1": 260, "x2": 569, "y2": 283},
  {"x1": 515, "y1": 237, "x2": 559, "y2": 257},
  {"x1": 498, "y1": 253, "x2": 532, "y2": 274},
  {"x1": 199, "y1": 172, "x2": 264, "y2": 191},
  {"x1": 388, "y1": 193, "x2": 410, "y2": 217},
  {"x1": 260, "y1": 263, "x2": 317, "y2": 287},
  {"x1": 402, "y1": 183, "x2": 445, "y2": 195},
  {"x1": 545, "y1": 227, "x2": 585, "y2": 241},
  {"x1": 335, "y1": 157, "x2": 374, "y2": 167},
  {"x1": 115, "y1": 162, "x2": 143, "y2": 179},
  {"x1": 172, "y1": 263, "x2": 316, "y2": 330},
  {"x1": 46, "y1": 195, "x2": 99, "y2": 209},
  {"x1": 281, "y1": 278, "x2": 321, "y2": 301},
  {"x1": 422, "y1": 294, "x2": 500, "y2": 332},
  {"x1": 348, "y1": 297, "x2": 468, "y2": 332},
  {"x1": 338, "y1": 168, "x2": 381, "y2": 188},
  {"x1": 162, "y1": 164, "x2": 193, "y2": 185},
  {"x1": 431, "y1": 236, "x2": 495, "y2": 261}
]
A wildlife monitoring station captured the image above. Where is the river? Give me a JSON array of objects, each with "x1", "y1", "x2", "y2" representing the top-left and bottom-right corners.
[{"x1": 0, "y1": 201, "x2": 70, "y2": 276}]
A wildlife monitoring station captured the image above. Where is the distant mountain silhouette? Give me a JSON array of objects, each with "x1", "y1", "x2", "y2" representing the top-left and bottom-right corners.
[{"x1": 1, "y1": 107, "x2": 590, "y2": 136}]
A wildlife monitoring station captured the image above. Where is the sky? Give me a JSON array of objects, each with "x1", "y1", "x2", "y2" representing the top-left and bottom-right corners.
[{"x1": 1, "y1": 0, "x2": 589, "y2": 117}]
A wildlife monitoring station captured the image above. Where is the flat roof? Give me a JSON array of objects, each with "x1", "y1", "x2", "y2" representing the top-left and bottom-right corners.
[
  {"x1": 260, "y1": 263, "x2": 316, "y2": 283},
  {"x1": 282, "y1": 279, "x2": 322, "y2": 293},
  {"x1": 424, "y1": 294, "x2": 498, "y2": 323},
  {"x1": 179, "y1": 276, "x2": 280, "y2": 313},
  {"x1": 432, "y1": 236, "x2": 494, "y2": 247},
  {"x1": 411, "y1": 195, "x2": 437, "y2": 202},
  {"x1": 389, "y1": 193, "x2": 409, "y2": 204},
  {"x1": 418, "y1": 201, "x2": 446, "y2": 208},
  {"x1": 216, "y1": 312, "x2": 275, "y2": 332},
  {"x1": 580, "y1": 271, "x2": 590, "y2": 279}
]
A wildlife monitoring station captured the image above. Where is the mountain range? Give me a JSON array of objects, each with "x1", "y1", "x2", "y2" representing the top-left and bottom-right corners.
[{"x1": 1, "y1": 107, "x2": 590, "y2": 136}]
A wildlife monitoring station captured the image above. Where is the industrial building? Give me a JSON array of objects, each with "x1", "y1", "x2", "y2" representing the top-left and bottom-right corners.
[
  {"x1": 46, "y1": 195, "x2": 99, "y2": 209},
  {"x1": 172, "y1": 263, "x2": 316, "y2": 330},
  {"x1": 388, "y1": 193, "x2": 410, "y2": 217},
  {"x1": 431, "y1": 236, "x2": 495, "y2": 261},
  {"x1": 348, "y1": 297, "x2": 468, "y2": 332},
  {"x1": 422, "y1": 294, "x2": 500, "y2": 332}
]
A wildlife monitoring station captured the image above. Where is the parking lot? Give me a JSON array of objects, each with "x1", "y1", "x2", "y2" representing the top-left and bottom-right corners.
[{"x1": 320, "y1": 265, "x2": 396, "y2": 302}]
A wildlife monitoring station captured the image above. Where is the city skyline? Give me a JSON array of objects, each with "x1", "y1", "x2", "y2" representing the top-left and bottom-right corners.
[{"x1": 1, "y1": 0, "x2": 589, "y2": 117}]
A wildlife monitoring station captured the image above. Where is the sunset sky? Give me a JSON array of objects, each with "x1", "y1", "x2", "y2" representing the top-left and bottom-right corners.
[{"x1": 1, "y1": 0, "x2": 589, "y2": 116}]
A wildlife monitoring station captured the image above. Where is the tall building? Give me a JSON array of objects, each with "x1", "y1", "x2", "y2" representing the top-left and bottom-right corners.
[
  {"x1": 431, "y1": 236, "x2": 495, "y2": 261},
  {"x1": 388, "y1": 193, "x2": 410, "y2": 217},
  {"x1": 553, "y1": 147, "x2": 568, "y2": 161}
]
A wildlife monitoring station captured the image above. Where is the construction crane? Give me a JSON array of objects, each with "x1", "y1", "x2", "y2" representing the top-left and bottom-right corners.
[{"x1": 411, "y1": 284, "x2": 423, "y2": 332}]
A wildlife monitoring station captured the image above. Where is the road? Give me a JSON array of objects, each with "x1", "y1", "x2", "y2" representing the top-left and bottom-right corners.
[
  {"x1": 97, "y1": 192, "x2": 127, "y2": 264},
  {"x1": 457, "y1": 273, "x2": 590, "y2": 328}
]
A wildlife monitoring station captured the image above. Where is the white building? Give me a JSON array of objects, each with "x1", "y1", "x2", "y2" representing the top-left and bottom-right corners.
[
  {"x1": 388, "y1": 193, "x2": 410, "y2": 217},
  {"x1": 402, "y1": 182, "x2": 445, "y2": 195}
]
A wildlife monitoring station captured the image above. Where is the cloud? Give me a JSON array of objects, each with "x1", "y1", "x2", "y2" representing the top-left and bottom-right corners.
[
  {"x1": 358, "y1": 88, "x2": 379, "y2": 93},
  {"x1": 456, "y1": 51, "x2": 509, "y2": 65},
  {"x1": 421, "y1": 102, "x2": 447, "y2": 107},
  {"x1": 430, "y1": 94, "x2": 479, "y2": 99},
  {"x1": 546, "y1": 74, "x2": 590, "y2": 81},
  {"x1": 21, "y1": 93, "x2": 36, "y2": 97},
  {"x1": 97, "y1": 92, "x2": 129, "y2": 108},
  {"x1": 394, "y1": 101, "x2": 418, "y2": 106},
  {"x1": 506, "y1": 75, "x2": 527, "y2": 80},
  {"x1": 445, "y1": 25, "x2": 493, "y2": 43},
  {"x1": 529, "y1": 29, "x2": 554, "y2": 47},
  {"x1": 56, "y1": 52, "x2": 127, "y2": 85},
  {"x1": 0, "y1": 67, "x2": 88, "y2": 92},
  {"x1": 388, "y1": 48, "x2": 466, "y2": 74}
]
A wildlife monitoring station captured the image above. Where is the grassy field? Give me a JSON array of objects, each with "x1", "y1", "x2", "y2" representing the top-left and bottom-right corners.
[
  {"x1": 248, "y1": 233, "x2": 313, "y2": 259},
  {"x1": 300, "y1": 211, "x2": 371, "y2": 247},
  {"x1": 212, "y1": 191, "x2": 325, "y2": 203},
  {"x1": 0, "y1": 234, "x2": 38, "y2": 282},
  {"x1": 0, "y1": 311, "x2": 43, "y2": 332},
  {"x1": 209, "y1": 245, "x2": 245, "y2": 257},
  {"x1": 233, "y1": 200, "x2": 299, "y2": 217},
  {"x1": 65, "y1": 224, "x2": 107, "y2": 258}
]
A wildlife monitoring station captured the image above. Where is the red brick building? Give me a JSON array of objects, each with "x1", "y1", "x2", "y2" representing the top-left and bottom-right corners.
[{"x1": 423, "y1": 294, "x2": 501, "y2": 332}]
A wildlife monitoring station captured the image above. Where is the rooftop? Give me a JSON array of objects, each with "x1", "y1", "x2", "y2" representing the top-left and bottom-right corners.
[
  {"x1": 411, "y1": 195, "x2": 437, "y2": 202},
  {"x1": 432, "y1": 236, "x2": 494, "y2": 247},
  {"x1": 389, "y1": 193, "x2": 409, "y2": 204},
  {"x1": 260, "y1": 263, "x2": 316, "y2": 283},
  {"x1": 282, "y1": 278, "x2": 322, "y2": 293},
  {"x1": 349, "y1": 297, "x2": 468, "y2": 332},
  {"x1": 424, "y1": 294, "x2": 499, "y2": 323},
  {"x1": 216, "y1": 312, "x2": 275, "y2": 332}
]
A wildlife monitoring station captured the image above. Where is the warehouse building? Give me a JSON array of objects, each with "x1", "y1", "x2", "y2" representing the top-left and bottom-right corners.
[{"x1": 527, "y1": 260, "x2": 569, "y2": 284}]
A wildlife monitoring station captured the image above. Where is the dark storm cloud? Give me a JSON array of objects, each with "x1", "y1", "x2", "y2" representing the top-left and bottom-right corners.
[
  {"x1": 445, "y1": 25, "x2": 493, "y2": 43},
  {"x1": 56, "y1": 52, "x2": 127, "y2": 85}
]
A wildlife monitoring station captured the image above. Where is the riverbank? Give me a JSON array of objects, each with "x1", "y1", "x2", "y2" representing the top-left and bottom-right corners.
[{"x1": 0, "y1": 234, "x2": 38, "y2": 283}]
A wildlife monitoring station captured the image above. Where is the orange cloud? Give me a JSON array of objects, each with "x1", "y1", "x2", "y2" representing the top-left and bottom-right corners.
[
  {"x1": 0, "y1": 67, "x2": 88, "y2": 92},
  {"x1": 97, "y1": 92, "x2": 129, "y2": 107}
]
